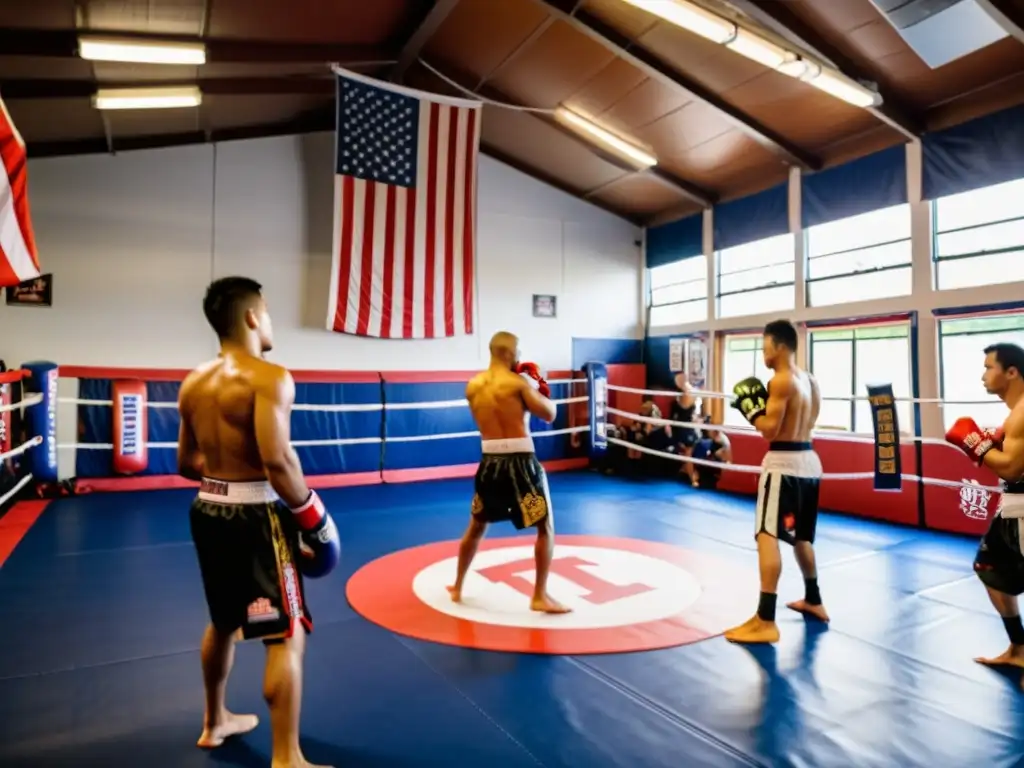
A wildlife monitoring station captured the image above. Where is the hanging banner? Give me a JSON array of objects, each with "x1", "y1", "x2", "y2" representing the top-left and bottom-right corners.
[
  {"x1": 687, "y1": 337, "x2": 708, "y2": 389},
  {"x1": 668, "y1": 338, "x2": 685, "y2": 373},
  {"x1": 867, "y1": 383, "x2": 901, "y2": 491}
]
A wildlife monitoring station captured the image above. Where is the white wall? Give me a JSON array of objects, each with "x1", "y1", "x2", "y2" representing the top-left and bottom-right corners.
[{"x1": 2, "y1": 133, "x2": 642, "y2": 372}]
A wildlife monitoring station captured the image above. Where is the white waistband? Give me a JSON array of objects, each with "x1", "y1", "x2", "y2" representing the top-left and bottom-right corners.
[
  {"x1": 481, "y1": 437, "x2": 535, "y2": 454},
  {"x1": 197, "y1": 478, "x2": 279, "y2": 504},
  {"x1": 761, "y1": 450, "x2": 822, "y2": 479},
  {"x1": 1000, "y1": 493, "x2": 1024, "y2": 519}
]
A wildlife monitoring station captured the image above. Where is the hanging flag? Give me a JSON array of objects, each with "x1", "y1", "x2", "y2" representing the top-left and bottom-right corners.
[
  {"x1": 0, "y1": 95, "x2": 41, "y2": 288},
  {"x1": 326, "y1": 68, "x2": 482, "y2": 338}
]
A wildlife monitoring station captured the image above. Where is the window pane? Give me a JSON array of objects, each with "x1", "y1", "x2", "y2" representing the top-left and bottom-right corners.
[
  {"x1": 650, "y1": 299, "x2": 706, "y2": 327},
  {"x1": 853, "y1": 336, "x2": 912, "y2": 434},
  {"x1": 649, "y1": 257, "x2": 706, "y2": 289},
  {"x1": 718, "y1": 284, "x2": 794, "y2": 319},
  {"x1": 807, "y1": 240, "x2": 911, "y2": 280},
  {"x1": 936, "y1": 218, "x2": 1024, "y2": 259},
  {"x1": 728, "y1": 336, "x2": 759, "y2": 352},
  {"x1": 935, "y1": 178, "x2": 1024, "y2": 233},
  {"x1": 936, "y1": 252, "x2": 1024, "y2": 291},
  {"x1": 807, "y1": 267, "x2": 912, "y2": 307},
  {"x1": 651, "y1": 279, "x2": 706, "y2": 305},
  {"x1": 718, "y1": 233, "x2": 794, "y2": 275},
  {"x1": 807, "y1": 204, "x2": 911, "y2": 258},
  {"x1": 856, "y1": 324, "x2": 909, "y2": 340},
  {"x1": 722, "y1": 337, "x2": 773, "y2": 427},
  {"x1": 809, "y1": 338, "x2": 853, "y2": 431},
  {"x1": 939, "y1": 322, "x2": 1024, "y2": 430},
  {"x1": 941, "y1": 315, "x2": 1024, "y2": 336},
  {"x1": 719, "y1": 262, "x2": 795, "y2": 294}
]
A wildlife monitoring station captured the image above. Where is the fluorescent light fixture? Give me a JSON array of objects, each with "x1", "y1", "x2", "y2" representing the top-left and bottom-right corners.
[
  {"x1": 79, "y1": 36, "x2": 206, "y2": 65},
  {"x1": 725, "y1": 29, "x2": 797, "y2": 69},
  {"x1": 93, "y1": 86, "x2": 203, "y2": 110},
  {"x1": 620, "y1": 0, "x2": 734, "y2": 43},
  {"x1": 556, "y1": 108, "x2": 658, "y2": 169},
  {"x1": 782, "y1": 61, "x2": 879, "y2": 108}
]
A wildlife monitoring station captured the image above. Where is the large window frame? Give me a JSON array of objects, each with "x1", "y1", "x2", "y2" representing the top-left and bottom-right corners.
[
  {"x1": 804, "y1": 203, "x2": 913, "y2": 308},
  {"x1": 807, "y1": 323, "x2": 914, "y2": 435},
  {"x1": 648, "y1": 256, "x2": 707, "y2": 328},
  {"x1": 722, "y1": 333, "x2": 773, "y2": 428},
  {"x1": 932, "y1": 177, "x2": 1024, "y2": 291},
  {"x1": 715, "y1": 232, "x2": 795, "y2": 320}
]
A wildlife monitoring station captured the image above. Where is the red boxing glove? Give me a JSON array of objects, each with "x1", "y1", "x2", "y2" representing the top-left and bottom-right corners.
[
  {"x1": 516, "y1": 361, "x2": 550, "y2": 398},
  {"x1": 945, "y1": 416, "x2": 996, "y2": 465},
  {"x1": 984, "y1": 426, "x2": 1006, "y2": 449},
  {"x1": 290, "y1": 489, "x2": 327, "y2": 531}
]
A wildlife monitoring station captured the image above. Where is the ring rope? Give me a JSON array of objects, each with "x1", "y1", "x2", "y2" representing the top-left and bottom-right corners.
[
  {"x1": 607, "y1": 383, "x2": 994, "y2": 408},
  {"x1": 0, "y1": 436, "x2": 42, "y2": 463},
  {"x1": 0, "y1": 473, "x2": 34, "y2": 508},
  {"x1": 56, "y1": 395, "x2": 589, "y2": 412},
  {"x1": 0, "y1": 393, "x2": 43, "y2": 413}
]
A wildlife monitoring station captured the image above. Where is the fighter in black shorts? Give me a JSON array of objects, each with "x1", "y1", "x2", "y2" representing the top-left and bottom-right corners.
[
  {"x1": 178, "y1": 276, "x2": 338, "y2": 767},
  {"x1": 945, "y1": 342, "x2": 1024, "y2": 678},
  {"x1": 448, "y1": 331, "x2": 570, "y2": 614}
]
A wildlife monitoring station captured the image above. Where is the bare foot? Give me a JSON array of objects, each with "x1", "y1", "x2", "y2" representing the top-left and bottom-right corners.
[
  {"x1": 446, "y1": 584, "x2": 463, "y2": 603},
  {"x1": 974, "y1": 645, "x2": 1024, "y2": 669},
  {"x1": 786, "y1": 599, "x2": 830, "y2": 622},
  {"x1": 724, "y1": 614, "x2": 780, "y2": 644},
  {"x1": 531, "y1": 594, "x2": 572, "y2": 614},
  {"x1": 196, "y1": 712, "x2": 259, "y2": 749}
]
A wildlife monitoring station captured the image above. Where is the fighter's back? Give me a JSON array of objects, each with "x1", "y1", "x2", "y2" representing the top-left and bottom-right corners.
[
  {"x1": 775, "y1": 367, "x2": 819, "y2": 443},
  {"x1": 180, "y1": 353, "x2": 278, "y2": 480},
  {"x1": 467, "y1": 368, "x2": 530, "y2": 441}
]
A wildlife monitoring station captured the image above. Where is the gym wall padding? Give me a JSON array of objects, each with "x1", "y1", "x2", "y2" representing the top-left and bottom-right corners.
[
  {"x1": 382, "y1": 380, "x2": 479, "y2": 471},
  {"x1": 801, "y1": 144, "x2": 908, "y2": 228},
  {"x1": 572, "y1": 338, "x2": 643, "y2": 370},
  {"x1": 713, "y1": 182, "x2": 789, "y2": 251},
  {"x1": 645, "y1": 213, "x2": 702, "y2": 269}
]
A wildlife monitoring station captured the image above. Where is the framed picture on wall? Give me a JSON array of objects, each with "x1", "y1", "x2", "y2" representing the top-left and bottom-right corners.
[
  {"x1": 533, "y1": 294, "x2": 556, "y2": 318},
  {"x1": 6, "y1": 274, "x2": 53, "y2": 307}
]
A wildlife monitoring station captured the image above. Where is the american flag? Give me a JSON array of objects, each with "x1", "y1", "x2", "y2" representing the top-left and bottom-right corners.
[
  {"x1": 0, "y1": 96, "x2": 41, "y2": 288},
  {"x1": 326, "y1": 69, "x2": 482, "y2": 338}
]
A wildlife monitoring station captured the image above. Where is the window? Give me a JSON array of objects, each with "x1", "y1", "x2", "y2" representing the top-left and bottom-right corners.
[
  {"x1": 648, "y1": 257, "x2": 707, "y2": 328},
  {"x1": 722, "y1": 334, "x2": 773, "y2": 427},
  {"x1": 805, "y1": 204, "x2": 912, "y2": 308},
  {"x1": 716, "y1": 233, "x2": 794, "y2": 319},
  {"x1": 938, "y1": 314, "x2": 1024, "y2": 430},
  {"x1": 808, "y1": 324, "x2": 913, "y2": 434},
  {"x1": 933, "y1": 177, "x2": 1024, "y2": 290}
]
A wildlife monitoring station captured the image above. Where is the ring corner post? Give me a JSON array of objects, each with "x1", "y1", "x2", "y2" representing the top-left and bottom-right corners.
[
  {"x1": 582, "y1": 362, "x2": 608, "y2": 464},
  {"x1": 22, "y1": 361, "x2": 60, "y2": 486}
]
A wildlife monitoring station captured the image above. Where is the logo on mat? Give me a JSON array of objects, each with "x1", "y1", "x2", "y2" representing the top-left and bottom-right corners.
[
  {"x1": 345, "y1": 535, "x2": 751, "y2": 655},
  {"x1": 960, "y1": 479, "x2": 993, "y2": 520}
]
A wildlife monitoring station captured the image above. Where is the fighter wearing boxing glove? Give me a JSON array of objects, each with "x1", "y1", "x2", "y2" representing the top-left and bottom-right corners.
[
  {"x1": 290, "y1": 490, "x2": 341, "y2": 579},
  {"x1": 516, "y1": 361, "x2": 551, "y2": 398},
  {"x1": 945, "y1": 416, "x2": 999, "y2": 465},
  {"x1": 731, "y1": 376, "x2": 768, "y2": 425}
]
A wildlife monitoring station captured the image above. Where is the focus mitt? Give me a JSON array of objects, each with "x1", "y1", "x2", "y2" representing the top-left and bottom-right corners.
[
  {"x1": 731, "y1": 376, "x2": 768, "y2": 425},
  {"x1": 289, "y1": 490, "x2": 341, "y2": 578},
  {"x1": 516, "y1": 361, "x2": 551, "y2": 398}
]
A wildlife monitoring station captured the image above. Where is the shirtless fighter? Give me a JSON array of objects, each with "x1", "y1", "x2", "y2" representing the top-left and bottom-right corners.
[
  {"x1": 177, "y1": 276, "x2": 339, "y2": 768},
  {"x1": 724, "y1": 319, "x2": 829, "y2": 644},
  {"x1": 945, "y1": 342, "x2": 1024, "y2": 675},
  {"x1": 447, "y1": 331, "x2": 570, "y2": 614}
]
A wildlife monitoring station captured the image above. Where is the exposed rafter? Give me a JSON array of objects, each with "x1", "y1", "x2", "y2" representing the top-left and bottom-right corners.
[
  {"x1": 390, "y1": 0, "x2": 462, "y2": 82},
  {"x1": 720, "y1": 0, "x2": 923, "y2": 140},
  {"x1": 975, "y1": 0, "x2": 1024, "y2": 44},
  {"x1": 531, "y1": 0, "x2": 821, "y2": 171},
  {"x1": 416, "y1": 59, "x2": 717, "y2": 208}
]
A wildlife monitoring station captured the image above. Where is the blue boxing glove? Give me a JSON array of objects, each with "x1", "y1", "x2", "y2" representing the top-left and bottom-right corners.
[
  {"x1": 289, "y1": 491, "x2": 341, "y2": 579},
  {"x1": 731, "y1": 376, "x2": 768, "y2": 425}
]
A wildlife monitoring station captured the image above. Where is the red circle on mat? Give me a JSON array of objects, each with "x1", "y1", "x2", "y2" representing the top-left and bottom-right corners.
[{"x1": 345, "y1": 535, "x2": 753, "y2": 654}]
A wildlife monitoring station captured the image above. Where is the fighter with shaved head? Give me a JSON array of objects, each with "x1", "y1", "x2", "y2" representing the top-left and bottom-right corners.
[{"x1": 448, "y1": 331, "x2": 570, "y2": 614}]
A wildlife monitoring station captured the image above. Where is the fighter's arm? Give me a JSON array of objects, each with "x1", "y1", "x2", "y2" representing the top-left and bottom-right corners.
[
  {"x1": 809, "y1": 374, "x2": 821, "y2": 426},
  {"x1": 253, "y1": 367, "x2": 310, "y2": 508},
  {"x1": 982, "y1": 410, "x2": 1024, "y2": 482},
  {"x1": 176, "y1": 374, "x2": 203, "y2": 481},
  {"x1": 519, "y1": 376, "x2": 557, "y2": 423},
  {"x1": 754, "y1": 376, "x2": 791, "y2": 441}
]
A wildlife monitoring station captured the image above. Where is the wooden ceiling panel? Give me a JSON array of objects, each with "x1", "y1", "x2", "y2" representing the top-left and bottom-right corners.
[
  {"x1": 91, "y1": 61, "x2": 200, "y2": 83},
  {"x1": 200, "y1": 62, "x2": 338, "y2": 78},
  {"x1": 5, "y1": 98, "x2": 102, "y2": 143},
  {"x1": 589, "y1": 172, "x2": 695, "y2": 218},
  {"x1": 107, "y1": 104, "x2": 204, "y2": 137},
  {"x1": 207, "y1": 0, "x2": 420, "y2": 43},
  {"x1": 480, "y1": 105, "x2": 629, "y2": 193},
  {"x1": 0, "y1": 56, "x2": 93, "y2": 80},
  {"x1": 580, "y1": 0, "x2": 660, "y2": 40},
  {"x1": 487, "y1": 21, "x2": 617, "y2": 108},
  {"x1": 634, "y1": 101, "x2": 733, "y2": 154},
  {"x1": 784, "y1": 0, "x2": 884, "y2": 36},
  {"x1": 597, "y1": 75, "x2": 692, "y2": 131},
  {"x1": 661, "y1": 129, "x2": 781, "y2": 190},
  {"x1": 424, "y1": 0, "x2": 549, "y2": 82},
  {"x1": 84, "y1": 0, "x2": 207, "y2": 35},
  {"x1": 0, "y1": 1, "x2": 75, "y2": 29},
  {"x1": 562, "y1": 57, "x2": 647, "y2": 118},
  {"x1": 818, "y1": 125, "x2": 906, "y2": 167},
  {"x1": 637, "y1": 22, "x2": 764, "y2": 93},
  {"x1": 888, "y1": 39, "x2": 1024, "y2": 109},
  {"x1": 715, "y1": 159, "x2": 790, "y2": 201},
  {"x1": 203, "y1": 94, "x2": 331, "y2": 129}
]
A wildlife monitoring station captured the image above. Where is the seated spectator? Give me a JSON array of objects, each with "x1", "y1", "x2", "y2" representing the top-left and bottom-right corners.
[
  {"x1": 670, "y1": 376, "x2": 702, "y2": 485},
  {"x1": 691, "y1": 428, "x2": 732, "y2": 489}
]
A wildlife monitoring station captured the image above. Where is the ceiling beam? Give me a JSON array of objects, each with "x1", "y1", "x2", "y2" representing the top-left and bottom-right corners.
[
  {"x1": 531, "y1": 0, "x2": 820, "y2": 170},
  {"x1": 416, "y1": 60, "x2": 716, "y2": 208},
  {"x1": 975, "y1": 0, "x2": 1024, "y2": 44},
  {"x1": 0, "y1": 27, "x2": 397, "y2": 65},
  {"x1": 720, "y1": 0, "x2": 923, "y2": 140},
  {"x1": 390, "y1": 0, "x2": 462, "y2": 82},
  {"x1": 1, "y1": 77, "x2": 338, "y2": 100}
]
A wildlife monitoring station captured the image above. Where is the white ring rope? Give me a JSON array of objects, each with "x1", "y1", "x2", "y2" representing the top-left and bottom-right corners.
[
  {"x1": 608, "y1": 383, "x2": 994, "y2": 408},
  {"x1": 0, "y1": 393, "x2": 43, "y2": 413},
  {"x1": 0, "y1": 436, "x2": 42, "y2": 463},
  {"x1": 0, "y1": 472, "x2": 33, "y2": 508}
]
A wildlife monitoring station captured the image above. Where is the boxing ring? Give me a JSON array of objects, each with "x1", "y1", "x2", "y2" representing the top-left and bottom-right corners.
[{"x1": 2, "y1": 360, "x2": 1023, "y2": 768}]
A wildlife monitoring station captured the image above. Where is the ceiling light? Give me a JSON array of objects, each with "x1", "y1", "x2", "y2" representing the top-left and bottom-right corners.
[
  {"x1": 555, "y1": 108, "x2": 658, "y2": 169},
  {"x1": 79, "y1": 36, "x2": 206, "y2": 65},
  {"x1": 784, "y1": 62, "x2": 879, "y2": 108},
  {"x1": 93, "y1": 86, "x2": 203, "y2": 110},
  {"x1": 726, "y1": 29, "x2": 797, "y2": 69},
  {"x1": 620, "y1": 0, "x2": 734, "y2": 43}
]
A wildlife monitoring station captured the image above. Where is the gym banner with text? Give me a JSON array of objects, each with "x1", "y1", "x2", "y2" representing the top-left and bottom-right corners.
[{"x1": 867, "y1": 384, "x2": 901, "y2": 491}]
